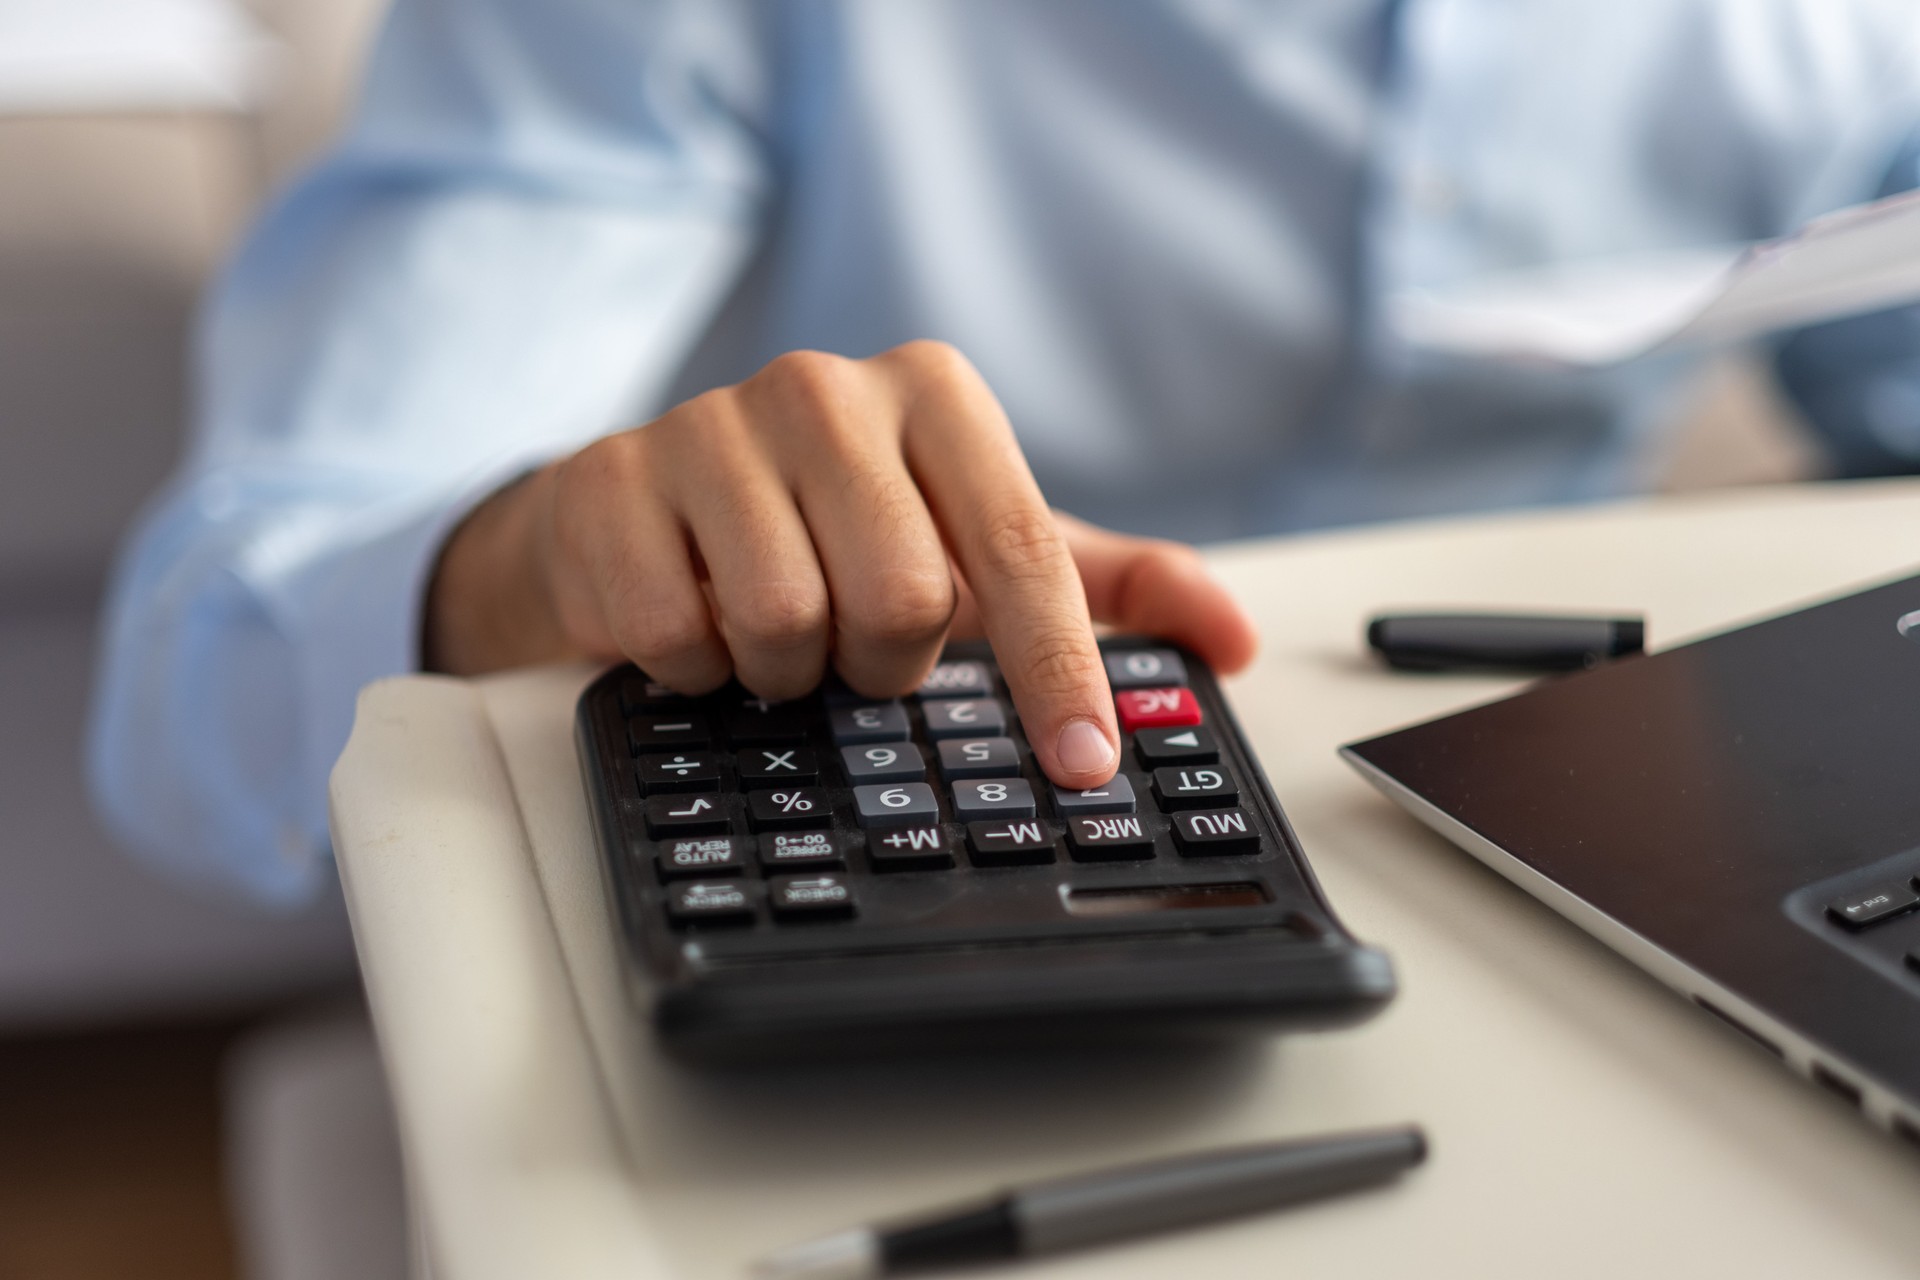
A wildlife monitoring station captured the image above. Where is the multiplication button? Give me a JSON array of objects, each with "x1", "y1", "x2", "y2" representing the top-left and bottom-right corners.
[
  {"x1": 967, "y1": 820, "x2": 1056, "y2": 866},
  {"x1": 664, "y1": 881, "x2": 755, "y2": 928},
  {"x1": 769, "y1": 874, "x2": 857, "y2": 921},
  {"x1": 737, "y1": 746, "x2": 819, "y2": 788},
  {"x1": 656, "y1": 835, "x2": 746, "y2": 879}
]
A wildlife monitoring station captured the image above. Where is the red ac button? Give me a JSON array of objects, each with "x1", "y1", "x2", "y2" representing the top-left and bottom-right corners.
[{"x1": 1115, "y1": 687, "x2": 1202, "y2": 732}]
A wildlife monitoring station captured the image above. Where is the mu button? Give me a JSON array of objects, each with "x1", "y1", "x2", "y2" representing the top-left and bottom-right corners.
[{"x1": 1172, "y1": 808, "x2": 1261, "y2": 856}]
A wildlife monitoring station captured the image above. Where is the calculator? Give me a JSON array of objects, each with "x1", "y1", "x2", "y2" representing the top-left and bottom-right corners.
[{"x1": 576, "y1": 637, "x2": 1395, "y2": 1061}]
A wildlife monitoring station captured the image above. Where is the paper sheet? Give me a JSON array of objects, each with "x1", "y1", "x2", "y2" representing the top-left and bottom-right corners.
[{"x1": 1392, "y1": 189, "x2": 1920, "y2": 366}]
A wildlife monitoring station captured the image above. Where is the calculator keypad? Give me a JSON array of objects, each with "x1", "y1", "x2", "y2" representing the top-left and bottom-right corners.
[{"x1": 605, "y1": 645, "x2": 1282, "y2": 934}]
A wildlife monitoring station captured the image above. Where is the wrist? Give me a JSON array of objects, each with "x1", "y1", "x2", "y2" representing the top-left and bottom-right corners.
[{"x1": 423, "y1": 466, "x2": 574, "y2": 674}]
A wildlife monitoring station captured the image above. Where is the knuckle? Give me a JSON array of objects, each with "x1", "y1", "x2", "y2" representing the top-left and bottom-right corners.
[
  {"x1": 756, "y1": 349, "x2": 853, "y2": 421},
  {"x1": 977, "y1": 505, "x2": 1069, "y2": 582},
  {"x1": 1017, "y1": 626, "x2": 1106, "y2": 699},
  {"x1": 612, "y1": 597, "x2": 711, "y2": 667},
  {"x1": 731, "y1": 581, "x2": 829, "y2": 649},
  {"x1": 891, "y1": 338, "x2": 979, "y2": 385},
  {"x1": 852, "y1": 570, "x2": 956, "y2": 646}
]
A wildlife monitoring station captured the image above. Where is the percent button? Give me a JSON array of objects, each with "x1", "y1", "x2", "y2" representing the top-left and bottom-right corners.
[{"x1": 747, "y1": 786, "x2": 831, "y2": 832}]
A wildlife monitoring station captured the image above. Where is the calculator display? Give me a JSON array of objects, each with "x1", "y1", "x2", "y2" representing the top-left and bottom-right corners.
[{"x1": 576, "y1": 637, "x2": 1394, "y2": 1059}]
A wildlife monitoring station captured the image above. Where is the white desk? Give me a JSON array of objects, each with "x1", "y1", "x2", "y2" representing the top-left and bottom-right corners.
[{"x1": 331, "y1": 479, "x2": 1920, "y2": 1280}]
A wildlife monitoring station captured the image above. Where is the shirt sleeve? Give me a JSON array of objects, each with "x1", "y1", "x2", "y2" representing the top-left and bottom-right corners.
[
  {"x1": 87, "y1": 0, "x2": 774, "y2": 904},
  {"x1": 1773, "y1": 127, "x2": 1920, "y2": 477}
]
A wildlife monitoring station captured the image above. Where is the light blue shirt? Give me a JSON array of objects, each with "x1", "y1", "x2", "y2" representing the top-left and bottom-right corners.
[{"x1": 91, "y1": 0, "x2": 1920, "y2": 902}]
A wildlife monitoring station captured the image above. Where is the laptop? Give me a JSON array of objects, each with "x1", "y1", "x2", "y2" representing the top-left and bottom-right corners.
[{"x1": 1341, "y1": 572, "x2": 1920, "y2": 1142}]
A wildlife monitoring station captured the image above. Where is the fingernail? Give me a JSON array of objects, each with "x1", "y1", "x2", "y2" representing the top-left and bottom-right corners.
[{"x1": 1056, "y1": 718, "x2": 1116, "y2": 776}]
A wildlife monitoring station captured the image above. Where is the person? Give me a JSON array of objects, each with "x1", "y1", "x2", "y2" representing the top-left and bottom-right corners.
[{"x1": 90, "y1": 0, "x2": 1920, "y2": 903}]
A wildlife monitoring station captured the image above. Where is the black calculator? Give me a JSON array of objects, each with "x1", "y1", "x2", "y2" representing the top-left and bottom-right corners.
[{"x1": 576, "y1": 637, "x2": 1395, "y2": 1061}]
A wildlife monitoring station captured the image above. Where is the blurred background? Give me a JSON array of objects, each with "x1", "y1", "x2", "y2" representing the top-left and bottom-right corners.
[{"x1": 0, "y1": 0, "x2": 1834, "y2": 1276}]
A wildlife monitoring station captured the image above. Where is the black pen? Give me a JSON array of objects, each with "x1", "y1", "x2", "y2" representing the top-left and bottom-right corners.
[
  {"x1": 1367, "y1": 612, "x2": 1645, "y2": 673},
  {"x1": 754, "y1": 1125, "x2": 1428, "y2": 1278}
]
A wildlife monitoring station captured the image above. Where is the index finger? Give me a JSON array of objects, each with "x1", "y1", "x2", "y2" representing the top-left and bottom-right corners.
[{"x1": 889, "y1": 346, "x2": 1119, "y2": 789}]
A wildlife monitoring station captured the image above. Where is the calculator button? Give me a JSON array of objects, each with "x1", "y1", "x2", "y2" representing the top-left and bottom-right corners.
[
  {"x1": 1133, "y1": 725, "x2": 1219, "y2": 766},
  {"x1": 937, "y1": 736, "x2": 1023, "y2": 779},
  {"x1": 840, "y1": 742, "x2": 927, "y2": 784},
  {"x1": 830, "y1": 702, "x2": 911, "y2": 745},
  {"x1": 821, "y1": 677, "x2": 867, "y2": 706},
  {"x1": 1051, "y1": 774, "x2": 1137, "y2": 816},
  {"x1": 619, "y1": 675, "x2": 684, "y2": 715},
  {"x1": 769, "y1": 874, "x2": 857, "y2": 921},
  {"x1": 737, "y1": 747, "x2": 819, "y2": 789},
  {"x1": 1827, "y1": 884, "x2": 1920, "y2": 929},
  {"x1": 656, "y1": 835, "x2": 747, "y2": 879},
  {"x1": 1114, "y1": 688, "x2": 1201, "y2": 732},
  {"x1": 967, "y1": 820, "x2": 1057, "y2": 866},
  {"x1": 866, "y1": 824, "x2": 954, "y2": 871},
  {"x1": 636, "y1": 752, "x2": 722, "y2": 795},
  {"x1": 923, "y1": 697, "x2": 1008, "y2": 740},
  {"x1": 951, "y1": 778, "x2": 1037, "y2": 822},
  {"x1": 759, "y1": 831, "x2": 845, "y2": 871},
  {"x1": 853, "y1": 782, "x2": 941, "y2": 827},
  {"x1": 628, "y1": 712, "x2": 711, "y2": 754},
  {"x1": 1104, "y1": 649, "x2": 1189, "y2": 689},
  {"x1": 664, "y1": 881, "x2": 756, "y2": 927},
  {"x1": 1067, "y1": 814, "x2": 1156, "y2": 861},
  {"x1": 724, "y1": 697, "x2": 813, "y2": 745},
  {"x1": 1151, "y1": 765, "x2": 1239, "y2": 811},
  {"x1": 747, "y1": 786, "x2": 831, "y2": 831},
  {"x1": 644, "y1": 794, "x2": 730, "y2": 838},
  {"x1": 1172, "y1": 808, "x2": 1262, "y2": 855},
  {"x1": 917, "y1": 660, "x2": 995, "y2": 699}
]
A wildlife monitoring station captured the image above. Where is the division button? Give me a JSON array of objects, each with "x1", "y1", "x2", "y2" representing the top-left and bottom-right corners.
[
  {"x1": 723, "y1": 697, "x2": 813, "y2": 745},
  {"x1": 628, "y1": 712, "x2": 711, "y2": 755},
  {"x1": 1051, "y1": 774, "x2": 1137, "y2": 816},
  {"x1": 736, "y1": 746, "x2": 819, "y2": 789},
  {"x1": 1067, "y1": 814, "x2": 1156, "y2": 861},
  {"x1": 967, "y1": 820, "x2": 1057, "y2": 866},
  {"x1": 840, "y1": 742, "x2": 927, "y2": 784},
  {"x1": 917, "y1": 660, "x2": 995, "y2": 699},
  {"x1": 866, "y1": 824, "x2": 954, "y2": 871},
  {"x1": 1134, "y1": 725, "x2": 1219, "y2": 766},
  {"x1": 1151, "y1": 765, "x2": 1239, "y2": 811},
  {"x1": 937, "y1": 736, "x2": 1023, "y2": 779},
  {"x1": 1827, "y1": 884, "x2": 1920, "y2": 930},
  {"x1": 746, "y1": 786, "x2": 831, "y2": 832},
  {"x1": 951, "y1": 778, "x2": 1037, "y2": 822},
  {"x1": 769, "y1": 874, "x2": 857, "y2": 921},
  {"x1": 636, "y1": 751, "x2": 722, "y2": 796},
  {"x1": 1114, "y1": 687, "x2": 1202, "y2": 733},
  {"x1": 830, "y1": 701, "x2": 911, "y2": 745},
  {"x1": 1172, "y1": 808, "x2": 1262, "y2": 856},
  {"x1": 656, "y1": 835, "x2": 747, "y2": 879},
  {"x1": 923, "y1": 697, "x2": 1008, "y2": 740},
  {"x1": 1104, "y1": 649, "x2": 1189, "y2": 689},
  {"x1": 853, "y1": 782, "x2": 941, "y2": 828},
  {"x1": 664, "y1": 881, "x2": 756, "y2": 928},
  {"x1": 643, "y1": 793, "x2": 731, "y2": 838},
  {"x1": 759, "y1": 831, "x2": 845, "y2": 871}
]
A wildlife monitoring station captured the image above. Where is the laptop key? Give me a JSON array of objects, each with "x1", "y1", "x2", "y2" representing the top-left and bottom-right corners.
[{"x1": 1827, "y1": 884, "x2": 1920, "y2": 929}]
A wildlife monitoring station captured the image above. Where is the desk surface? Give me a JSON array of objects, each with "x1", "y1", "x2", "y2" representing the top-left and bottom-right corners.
[{"x1": 332, "y1": 479, "x2": 1920, "y2": 1280}]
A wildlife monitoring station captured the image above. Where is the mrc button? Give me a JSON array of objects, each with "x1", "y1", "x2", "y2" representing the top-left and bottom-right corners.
[
  {"x1": 1068, "y1": 814, "x2": 1155, "y2": 861},
  {"x1": 656, "y1": 835, "x2": 746, "y2": 879},
  {"x1": 1827, "y1": 883, "x2": 1920, "y2": 930}
]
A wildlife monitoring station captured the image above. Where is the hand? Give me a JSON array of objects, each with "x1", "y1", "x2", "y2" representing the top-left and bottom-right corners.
[{"x1": 425, "y1": 342, "x2": 1258, "y2": 788}]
